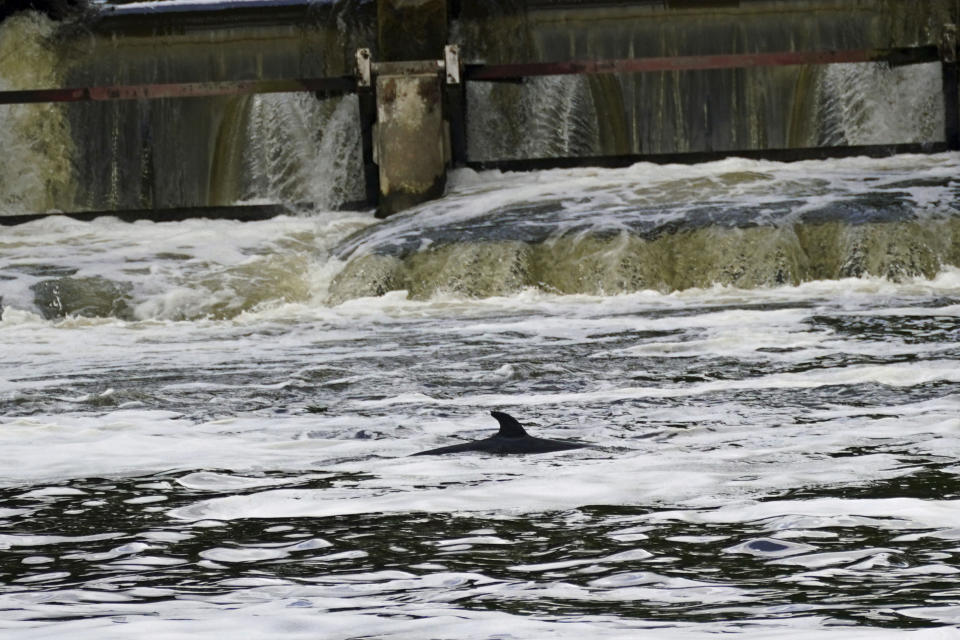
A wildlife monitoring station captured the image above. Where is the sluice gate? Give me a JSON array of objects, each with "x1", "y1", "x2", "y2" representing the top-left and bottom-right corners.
[{"x1": 1, "y1": 0, "x2": 958, "y2": 221}]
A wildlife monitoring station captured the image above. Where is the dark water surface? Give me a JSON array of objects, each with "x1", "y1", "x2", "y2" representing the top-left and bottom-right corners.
[
  {"x1": 3, "y1": 278, "x2": 960, "y2": 638},
  {"x1": 4, "y1": 156, "x2": 960, "y2": 637}
]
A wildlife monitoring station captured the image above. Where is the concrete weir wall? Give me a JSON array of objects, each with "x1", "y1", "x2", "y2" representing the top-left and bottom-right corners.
[
  {"x1": 458, "y1": 0, "x2": 959, "y2": 159},
  {"x1": 0, "y1": 3, "x2": 376, "y2": 215},
  {"x1": 0, "y1": 0, "x2": 958, "y2": 218}
]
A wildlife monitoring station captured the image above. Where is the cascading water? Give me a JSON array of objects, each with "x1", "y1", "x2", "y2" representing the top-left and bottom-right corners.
[
  {"x1": 0, "y1": 10, "x2": 367, "y2": 216},
  {"x1": 467, "y1": 75, "x2": 601, "y2": 161},
  {"x1": 6, "y1": 7, "x2": 960, "y2": 639},
  {"x1": 328, "y1": 58, "x2": 960, "y2": 304},
  {"x1": 241, "y1": 93, "x2": 365, "y2": 209},
  {"x1": 0, "y1": 13, "x2": 75, "y2": 216},
  {"x1": 0, "y1": 9, "x2": 372, "y2": 321},
  {"x1": 0, "y1": 4, "x2": 958, "y2": 317},
  {"x1": 819, "y1": 61, "x2": 945, "y2": 146}
]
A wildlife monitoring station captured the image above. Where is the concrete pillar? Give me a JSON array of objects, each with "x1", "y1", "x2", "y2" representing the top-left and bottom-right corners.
[
  {"x1": 375, "y1": 72, "x2": 447, "y2": 217},
  {"x1": 367, "y1": 0, "x2": 453, "y2": 216}
]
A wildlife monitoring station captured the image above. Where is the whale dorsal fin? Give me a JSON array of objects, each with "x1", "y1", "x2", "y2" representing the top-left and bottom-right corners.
[{"x1": 491, "y1": 411, "x2": 528, "y2": 438}]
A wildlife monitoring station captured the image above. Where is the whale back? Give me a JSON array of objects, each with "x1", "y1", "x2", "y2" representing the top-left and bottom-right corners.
[
  {"x1": 411, "y1": 411, "x2": 586, "y2": 455},
  {"x1": 491, "y1": 411, "x2": 528, "y2": 438}
]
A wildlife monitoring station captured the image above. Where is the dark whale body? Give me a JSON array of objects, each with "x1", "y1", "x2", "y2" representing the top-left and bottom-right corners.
[{"x1": 412, "y1": 411, "x2": 586, "y2": 456}]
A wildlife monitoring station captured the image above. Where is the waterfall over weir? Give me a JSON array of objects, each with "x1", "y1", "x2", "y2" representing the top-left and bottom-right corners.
[
  {"x1": 7, "y1": 9, "x2": 960, "y2": 635},
  {"x1": 327, "y1": 153, "x2": 960, "y2": 304},
  {"x1": 1, "y1": 2, "x2": 960, "y2": 317},
  {"x1": 240, "y1": 93, "x2": 364, "y2": 208},
  {"x1": 328, "y1": 56, "x2": 960, "y2": 304},
  {"x1": 0, "y1": 7, "x2": 371, "y2": 215}
]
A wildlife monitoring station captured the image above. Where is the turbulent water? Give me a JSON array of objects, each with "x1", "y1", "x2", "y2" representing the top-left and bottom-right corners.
[
  {"x1": 3, "y1": 154, "x2": 960, "y2": 638},
  {"x1": 329, "y1": 154, "x2": 960, "y2": 302}
]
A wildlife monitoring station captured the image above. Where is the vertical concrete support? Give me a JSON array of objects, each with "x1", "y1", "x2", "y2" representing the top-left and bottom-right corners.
[
  {"x1": 377, "y1": 0, "x2": 448, "y2": 61},
  {"x1": 367, "y1": 0, "x2": 452, "y2": 215},
  {"x1": 941, "y1": 24, "x2": 960, "y2": 150},
  {"x1": 375, "y1": 73, "x2": 447, "y2": 216}
]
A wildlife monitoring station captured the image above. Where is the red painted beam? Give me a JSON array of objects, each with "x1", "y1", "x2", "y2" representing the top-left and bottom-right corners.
[
  {"x1": 0, "y1": 76, "x2": 356, "y2": 105},
  {"x1": 466, "y1": 46, "x2": 941, "y2": 80}
]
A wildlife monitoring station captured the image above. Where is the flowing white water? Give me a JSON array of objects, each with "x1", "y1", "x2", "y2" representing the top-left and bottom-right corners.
[
  {"x1": 241, "y1": 93, "x2": 365, "y2": 209},
  {"x1": 819, "y1": 62, "x2": 945, "y2": 146},
  {"x1": 0, "y1": 12, "x2": 366, "y2": 214},
  {"x1": 3, "y1": 7, "x2": 960, "y2": 634},
  {"x1": 3, "y1": 273, "x2": 960, "y2": 637},
  {"x1": 3, "y1": 154, "x2": 960, "y2": 636},
  {"x1": 467, "y1": 76, "x2": 601, "y2": 161}
]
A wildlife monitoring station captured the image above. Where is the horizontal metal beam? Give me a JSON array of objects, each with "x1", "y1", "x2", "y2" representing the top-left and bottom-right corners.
[
  {"x1": 465, "y1": 46, "x2": 942, "y2": 81},
  {"x1": 466, "y1": 142, "x2": 948, "y2": 172},
  {"x1": 2, "y1": 46, "x2": 939, "y2": 105},
  {"x1": 0, "y1": 76, "x2": 356, "y2": 106}
]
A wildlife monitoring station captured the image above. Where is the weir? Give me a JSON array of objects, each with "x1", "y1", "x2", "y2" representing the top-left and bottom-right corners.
[{"x1": 0, "y1": 0, "x2": 959, "y2": 220}]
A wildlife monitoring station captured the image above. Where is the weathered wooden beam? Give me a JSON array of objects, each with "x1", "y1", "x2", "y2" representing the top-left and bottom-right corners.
[
  {"x1": 373, "y1": 60, "x2": 446, "y2": 76},
  {"x1": 465, "y1": 46, "x2": 941, "y2": 81},
  {"x1": 0, "y1": 77, "x2": 356, "y2": 105}
]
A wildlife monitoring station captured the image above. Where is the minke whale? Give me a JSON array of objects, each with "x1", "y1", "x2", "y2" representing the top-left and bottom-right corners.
[{"x1": 411, "y1": 411, "x2": 586, "y2": 456}]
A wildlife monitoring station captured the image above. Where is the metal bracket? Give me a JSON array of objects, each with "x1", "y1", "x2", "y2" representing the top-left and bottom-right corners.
[
  {"x1": 356, "y1": 48, "x2": 372, "y2": 88},
  {"x1": 355, "y1": 45, "x2": 462, "y2": 85},
  {"x1": 941, "y1": 24, "x2": 957, "y2": 63},
  {"x1": 444, "y1": 44, "x2": 461, "y2": 84}
]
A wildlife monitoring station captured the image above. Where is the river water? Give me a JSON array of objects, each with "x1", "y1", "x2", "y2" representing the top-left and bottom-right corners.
[{"x1": 2, "y1": 153, "x2": 960, "y2": 638}]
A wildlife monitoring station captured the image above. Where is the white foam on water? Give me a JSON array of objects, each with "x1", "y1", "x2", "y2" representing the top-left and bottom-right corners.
[
  {"x1": 648, "y1": 498, "x2": 960, "y2": 531},
  {"x1": 242, "y1": 93, "x2": 364, "y2": 209},
  {"x1": 508, "y1": 548, "x2": 653, "y2": 572},
  {"x1": 344, "y1": 152, "x2": 960, "y2": 259},
  {"x1": 3, "y1": 156, "x2": 960, "y2": 637},
  {"x1": 0, "y1": 412, "x2": 347, "y2": 485},
  {"x1": 158, "y1": 426, "x2": 921, "y2": 523},
  {"x1": 1, "y1": 598, "x2": 957, "y2": 640},
  {"x1": 820, "y1": 62, "x2": 944, "y2": 145},
  {"x1": 1, "y1": 269, "x2": 958, "y2": 524},
  {"x1": 0, "y1": 533, "x2": 124, "y2": 549},
  {"x1": 3, "y1": 152, "x2": 959, "y2": 324},
  {"x1": 0, "y1": 211, "x2": 373, "y2": 320},
  {"x1": 350, "y1": 360, "x2": 960, "y2": 409}
]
